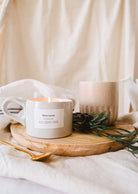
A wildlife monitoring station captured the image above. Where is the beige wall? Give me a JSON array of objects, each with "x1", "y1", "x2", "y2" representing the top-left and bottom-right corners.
[
  {"x1": 0, "y1": 0, "x2": 136, "y2": 114},
  {"x1": 134, "y1": 0, "x2": 138, "y2": 80}
]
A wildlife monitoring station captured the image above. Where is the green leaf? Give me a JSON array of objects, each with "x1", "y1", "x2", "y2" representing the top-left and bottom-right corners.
[
  {"x1": 129, "y1": 138, "x2": 138, "y2": 144},
  {"x1": 72, "y1": 112, "x2": 138, "y2": 157},
  {"x1": 91, "y1": 111, "x2": 105, "y2": 122},
  {"x1": 92, "y1": 130, "x2": 99, "y2": 136}
]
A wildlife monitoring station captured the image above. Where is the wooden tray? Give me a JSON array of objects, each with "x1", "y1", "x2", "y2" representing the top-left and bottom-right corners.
[{"x1": 10, "y1": 123, "x2": 135, "y2": 156}]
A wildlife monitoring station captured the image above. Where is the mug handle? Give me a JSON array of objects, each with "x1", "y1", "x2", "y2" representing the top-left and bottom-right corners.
[{"x1": 2, "y1": 97, "x2": 26, "y2": 126}]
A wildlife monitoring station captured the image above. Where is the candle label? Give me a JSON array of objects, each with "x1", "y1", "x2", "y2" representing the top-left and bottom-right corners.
[{"x1": 34, "y1": 109, "x2": 64, "y2": 128}]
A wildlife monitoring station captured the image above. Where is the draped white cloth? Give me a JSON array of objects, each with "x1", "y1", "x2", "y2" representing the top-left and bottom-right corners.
[
  {"x1": 0, "y1": 0, "x2": 136, "y2": 113},
  {"x1": 0, "y1": 1, "x2": 137, "y2": 194},
  {"x1": 0, "y1": 79, "x2": 75, "y2": 130},
  {"x1": 0, "y1": 112, "x2": 137, "y2": 194}
]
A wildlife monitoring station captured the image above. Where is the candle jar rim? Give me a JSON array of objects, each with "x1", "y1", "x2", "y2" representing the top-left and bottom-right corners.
[{"x1": 28, "y1": 98, "x2": 72, "y2": 103}]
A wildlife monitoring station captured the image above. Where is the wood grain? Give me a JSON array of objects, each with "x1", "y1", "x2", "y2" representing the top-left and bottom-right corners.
[{"x1": 10, "y1": 123, "x2": 135, "y2": 156}]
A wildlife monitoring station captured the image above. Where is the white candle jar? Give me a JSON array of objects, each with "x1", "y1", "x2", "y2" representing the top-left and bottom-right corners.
[{"x1": 2, "y1": 97, "x2": 73, "y2": 138}]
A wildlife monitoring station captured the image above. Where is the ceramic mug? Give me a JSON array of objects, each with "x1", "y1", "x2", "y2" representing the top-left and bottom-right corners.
[
  {"x1": 2, "y1": 97, "x2": 73, "y2": 138},
  {"x1": 79, "y1": 81, "x2": 119, "y2": 124}
]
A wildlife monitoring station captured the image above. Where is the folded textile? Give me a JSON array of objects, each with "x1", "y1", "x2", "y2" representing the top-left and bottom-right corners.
[
  {"x1": 0, "y1": 79, "x2": 75, "y2": 130},
  {"x1": 0, "y1": 79, "x2": 137, "y2": 194},
  {"x1": 118, "y1": 112, "x2": 138, "y2": 129},
  {"x1": 125, "y1": 79, "x2": 138, "y2": 111},
  {"x1": 0, "y1": 112, "x2": 137, "y2": 194}
]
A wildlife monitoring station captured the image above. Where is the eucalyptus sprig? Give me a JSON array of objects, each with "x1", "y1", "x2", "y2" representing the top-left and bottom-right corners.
[{"x1": 72, "y1": 112, "x2": 138, "y2": 156}]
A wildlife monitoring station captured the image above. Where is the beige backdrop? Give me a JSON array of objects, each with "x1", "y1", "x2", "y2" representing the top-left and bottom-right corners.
[
  {"x1": 0, "y1": 0, "x2": 136, "y2": 113},
  {"x1": 135, "y1": 0, "x2": 138, "y2": 80}
]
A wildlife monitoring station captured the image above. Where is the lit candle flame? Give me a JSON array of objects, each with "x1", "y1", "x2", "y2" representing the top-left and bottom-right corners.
[{"x1": 48, "y1": 97, "x2": 51, "y2": 102}]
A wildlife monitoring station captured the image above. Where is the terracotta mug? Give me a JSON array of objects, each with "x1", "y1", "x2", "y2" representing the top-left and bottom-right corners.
[{"x1": 79, "y1": 81, "x2": 119, "y2": 125}]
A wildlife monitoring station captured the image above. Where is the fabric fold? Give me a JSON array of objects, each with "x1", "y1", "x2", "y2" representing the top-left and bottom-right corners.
[{"x1": 0, "y1": 79, "x2": 75, "y2": 130}]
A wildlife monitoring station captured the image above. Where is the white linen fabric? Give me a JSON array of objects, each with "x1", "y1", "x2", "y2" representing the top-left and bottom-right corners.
[
  {"x1": 0, "y1": 176, "x2": 66, "y2": 194},
  {"x1": 0, "y1": 1, "x2": 137, "y2": 194},
  {"x1": 0, "y1": 112, "x2": 137, "y2": 194},
  {"x1": 0, "y1": 79, "x2": 137, "y2": 194},
  {"x1": 0, "y1": 0, "x2": 136, "y2": 113},
  {"x1": 0, "y1": 79, "x2": 75, "y2": 130},
  {"x1": 124, "y1": 79, "x2": 138, "y2": 111}
]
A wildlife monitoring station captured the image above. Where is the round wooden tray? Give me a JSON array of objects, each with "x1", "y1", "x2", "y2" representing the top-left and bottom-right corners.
[{"x1": 10, "y1": 123, "x2": 135, "y2": 156}]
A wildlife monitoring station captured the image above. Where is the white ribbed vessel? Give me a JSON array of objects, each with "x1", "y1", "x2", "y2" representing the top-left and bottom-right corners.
[{"x1": 79, "y1": 82, "x2": 119, "y2": 125}]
